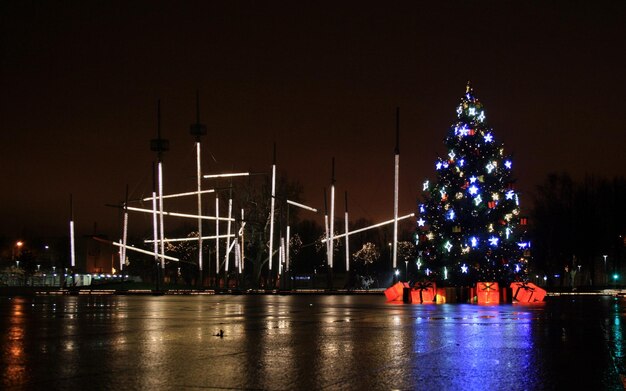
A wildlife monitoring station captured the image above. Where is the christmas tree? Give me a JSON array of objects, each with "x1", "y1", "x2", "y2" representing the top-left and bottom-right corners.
[{"x1": 416, "y1": 83, "x2": 529, "y2": 286}]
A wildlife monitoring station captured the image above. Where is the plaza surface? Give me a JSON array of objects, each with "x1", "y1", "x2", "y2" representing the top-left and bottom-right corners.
[{"x1": 1, "y1": 294, "x2": 624, "y2": 390}]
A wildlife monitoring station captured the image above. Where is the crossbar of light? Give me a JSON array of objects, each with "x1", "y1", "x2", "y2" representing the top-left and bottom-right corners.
[
  {"x1": 142, "y1": 189, "x2": 214, "y2": 201},
  {"x1": 321, "y1": 213, "x2": 415, "y2": 242},
  {"x1": 112, "y1": 242, "x2": 179, "y2": 261},
  {"x1": 143, "y1": 234, "x2": 234, "y2": 244},
  {"x1": 126, "y1": 206, "x2": 234, "y2": 221},
  {"x1": 203, "y1": 172, "x2": 250, "y2": 179},
  {"x1": 287, "y1": 200, "x2": 318, "y2": 212}
]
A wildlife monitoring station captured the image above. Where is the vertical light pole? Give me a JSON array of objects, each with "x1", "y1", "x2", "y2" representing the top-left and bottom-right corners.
[
  {"x1": 268, "y1": 144, "x2": 277, "y2": 285},
  {"x1": 224, "y1": 192, "x2": 233, "y2": 283},
  {"x1": 329, "y1": 158, "x2": 335, "y2": 271},
  {"x1": 393, "y1": 108, "x2": 400, "y2": 274},
  {"x1": 215, "y1": 195, "x2": 220, "y2": 279},
  {"x1": 323, "y1": 188, "x2": 330, "y2": 267},
  {"x1": 603, "y1": 254, "x2": 608, "y2": 285},
  {"x1": 279, "y1": 237, "x2": 285, "y2": 281},
  {"x1": 150, "y1": 163, "x2": 159, "y2": 290},
  {"x1": 240, "y1": 208, "x2": 245, "y2": 274},
  {"x1": 190, "y1": 91, "x2": 207, "y2": 286},
  {"x1": 344, "y1": 191, "x2": 350, "y2": 272},
  {"x1": 69, "y1": 195, "x2": 76, "y2": 269},
  {"x1": 285, "y1": 204, "x2": 290, "y2": 283},
  {"x1": 150, "y1": 100, "x2": 169, "y2": 271},
  {"x1": 121, "y1": 185, "x2": 129, "y2": 273}
]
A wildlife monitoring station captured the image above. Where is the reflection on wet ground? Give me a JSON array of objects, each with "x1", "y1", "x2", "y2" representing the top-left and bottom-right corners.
[{"x1": 1, "y1": 294, "x2": 624, "y2": 390}]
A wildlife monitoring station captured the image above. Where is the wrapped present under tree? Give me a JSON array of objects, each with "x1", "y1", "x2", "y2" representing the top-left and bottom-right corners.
[
  {"x1": 411, "y1": 281, "x2": 436, "y2": 304},
  {"x1": 384, "y1": 281, "x2": 409, "y2": 302},
  {"x1": 476, "y1": 282, "x2": 499, "y2": 304},
  {"x1": 510, "y1": 281, "x2": 546, "y2": 303}
]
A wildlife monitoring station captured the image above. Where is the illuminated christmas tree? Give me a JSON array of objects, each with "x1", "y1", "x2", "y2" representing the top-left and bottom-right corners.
[{"x1": 416, "y1": 83, "x2": 529, "y2": 285}]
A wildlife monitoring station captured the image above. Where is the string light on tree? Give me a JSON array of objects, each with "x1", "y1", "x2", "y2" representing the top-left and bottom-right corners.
[{"x1": 416, "y1": 82, "x2": 528, "y2": 285}]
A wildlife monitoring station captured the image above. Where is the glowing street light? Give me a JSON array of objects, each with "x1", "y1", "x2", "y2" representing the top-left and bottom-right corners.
[{"x1": 12, "y1": 241, "x2": 24, "y2": 267}]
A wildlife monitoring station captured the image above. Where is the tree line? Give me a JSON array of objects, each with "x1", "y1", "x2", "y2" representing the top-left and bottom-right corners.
[{"x1": 530, "y1": 173, "x2": 626, "y2": 284}]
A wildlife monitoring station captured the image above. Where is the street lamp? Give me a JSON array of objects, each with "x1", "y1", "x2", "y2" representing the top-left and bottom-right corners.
[
  {"x1": 405, "y1": 260, "x2": 408, "y2": 281},
  {"x1": 603, "y1": 255, "x2": 608, "y2": 285},
  {"x1": 12, "y1": 241, "x2": 24, "y2": 267}
]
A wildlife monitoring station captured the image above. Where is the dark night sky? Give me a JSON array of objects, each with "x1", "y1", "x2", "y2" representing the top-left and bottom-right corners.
[{"x1": 1, "y1": 1, "x2": 625, "y2": 240}]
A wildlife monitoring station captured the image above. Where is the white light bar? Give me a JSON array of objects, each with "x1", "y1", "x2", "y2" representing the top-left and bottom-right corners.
[
  {"x1": 143, "y1": 234, "x2": 235, "y2": 244},
  {"x1": 203, "y1": 172, "x2": 250, "y2": 179},
  {"x1": 112, "y1": 242, "x2": 179, "y2": 261},
  {"x1": 143, "y1": 189, "x2": 215, "y2": 201},
  {"x1": 70, "y1": 220, "x2": 76, "y2": 267},
  {"x1": 321, "y1": 213, "x2": 415, "y2": 242},
  {"x1": 287, "y1": 200, "x2": 318, "y2": 212},
  {"x1": 126, "y1": 206, "x2": 234, "y2": 221}
]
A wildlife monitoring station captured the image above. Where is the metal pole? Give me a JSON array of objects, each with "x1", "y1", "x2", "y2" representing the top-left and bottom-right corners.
[
  {"x1": 121, "y1": 185, "x2": 129, "y2": 272},
  {"x1": 393, "y1": 107, "x2": 400, "y2": 270},
  {"x1": 269, "y1": 145, "x2": 276, "y2": 274},
  {"x1": 197, "y1": 142, "x2": 203, "y2": 274},
  {"x1": 330, "y1": 158, "x2": 335, "y2": 269},
  {"x1": 345, "y1": 191, "x2": 349, "y2": 272},
  {"x1": 215, "y1": 195, "x2": 220, "y2": 276},
  {"x1": 69, "y1": 194, "x2": 75, "y2": 268},
  {"x1": 240, "y1": 208, "x2": 245, "y2": 273},
  {"x1": 158, "y1": 161, "x2": 165, "y2": 269},
  {"x1": 225, "y1": 196, "x2": 233, "y2": 272},
  {"x1": 190, "y1": 90, "x2": 207, "y2": 285},
  {"x1": 323, "y1": 188, "x2": 330, "y2": 265},
  {"x1": 151, "y1": 163, "x2": 159, "y2": 291}
]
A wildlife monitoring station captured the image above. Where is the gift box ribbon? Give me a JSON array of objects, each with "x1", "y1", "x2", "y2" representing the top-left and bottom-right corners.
[
  {"x1": 513, "y1": 282, "x2": 535, "y2": 301},
  {"x1": 413, "y1": 281, "x2": 433, "y2": 303}
]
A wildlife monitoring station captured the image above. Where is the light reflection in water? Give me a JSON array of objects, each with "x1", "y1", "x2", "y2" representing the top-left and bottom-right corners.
[
  {"x1": 1, "y1": 295, "x2": 624, "y2": 389},
  {"x1": 406, "y1": 303, "x2": 535, "y2": 389},
  {"x1": 3, "y1": 299, "x2": 26, "y2": 387}
]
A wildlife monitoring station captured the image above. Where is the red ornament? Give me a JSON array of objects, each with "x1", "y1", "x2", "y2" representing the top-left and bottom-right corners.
[
  {"x1": 488, "y1": 201, "x2": 496, "y2": 209},
  {"x1": 520, "y1": 217, "x2": 528, "y2": 226}
]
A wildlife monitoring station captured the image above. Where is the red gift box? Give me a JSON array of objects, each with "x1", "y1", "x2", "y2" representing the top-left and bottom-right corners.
[
  {"x1": 384, "y1": 281, "x2": 409, "y2": 301},
  {"x1": 476, "y1": 282, "x2": 500, "y2": 304},
  {"x1": 510, "y1": 282, "x2": 546, "y2": 303},
  {"x1": 411, "y1": 281, "x2": 436, "y2": 304}
]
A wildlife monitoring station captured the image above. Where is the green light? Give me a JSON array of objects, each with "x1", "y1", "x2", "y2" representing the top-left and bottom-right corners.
[{"x1": 613, "y1": 274, "x2": 619, "y2": 280}]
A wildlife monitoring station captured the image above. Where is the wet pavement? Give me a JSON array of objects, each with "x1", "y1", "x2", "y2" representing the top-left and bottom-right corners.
[{"x1": 1, "y1": 294, "x2": 625, "y2": 390}]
